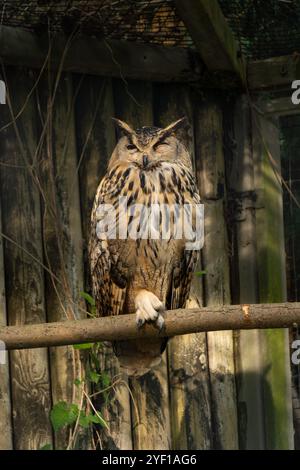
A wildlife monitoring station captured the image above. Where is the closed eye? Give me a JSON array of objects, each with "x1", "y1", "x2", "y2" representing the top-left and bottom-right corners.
[
  {"x1": 127, "y1": 144, "x2": 138, "y2": 151},
  {"x1": 153, "y1": 141, "x2": 169, "y2": 151}
]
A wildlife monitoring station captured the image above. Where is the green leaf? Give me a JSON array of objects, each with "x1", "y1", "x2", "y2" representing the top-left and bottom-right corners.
[
  {"x1": 74, "y1": 378, "x2": 82, "y2": 387},
  {"x1": 90, "y1": 351, "x2": 100, "y2": 369},
  {"x1": 89, "y1": 370, "x2": 101, "y2": 384},
  {"x1": 88, "y1": 412, "x2": 109, "y2": 429},
  {"x1": 39, "y1": 444, "x2": 52, "y2": 450},
  {"x1": 73, "y1": 343, "x2": 94, "y2": 350},
  {"x1": 80, "y1": 291, "x2": 96, "y2": 307},
  {"x1": 50, "y1": 401, "x2": 79, "y2": 432},
  {"x1": 194, "y1": 270, "x2": 206, "y2": 277},
  {"x1": 101, "y1": 372, "x2": 111, "y2": 388},
  {"x1": 78, "y1": 412, "x2": 90, "y2": 429}
]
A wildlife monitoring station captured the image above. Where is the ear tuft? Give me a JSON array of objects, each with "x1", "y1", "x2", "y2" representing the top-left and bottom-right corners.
[
  {"x1": 112, "y1": 118, "x2": 134, "y2": 137},
  {"x1": 159, "y1": 116, "x2": 188, "y2": 139}
]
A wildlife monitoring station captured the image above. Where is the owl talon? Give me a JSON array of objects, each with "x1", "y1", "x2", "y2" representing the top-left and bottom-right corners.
[
  {"x1": 156, "y1": 314, "x2": 165, "y2": 331},
  {"x1": 136, "y1": 317, "x2": 145, "y2": 329},
  {"x1": 135, "y1": 290, "x2": 165, "y2": 329}
]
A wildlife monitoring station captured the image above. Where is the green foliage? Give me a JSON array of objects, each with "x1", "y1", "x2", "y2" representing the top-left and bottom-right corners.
[
  {"x1": 88, "y1": 412, "x2": 108, "y2": 429},
  {"x1": 194, "y1": 270, "x2": 206, "y2": 277},
  {"x1": 50, "y1": 401, "x2": 108, "y2": 433},
  {"x1": 79, "y1": 410, "x2": 108, "y2": 429},
  {"x1": 80, "y1": 291, "x2": 97, "y2": 317},
  {"x1": 73, "y1": 343, "x2": 94, "y2": 350},
  {"x1": 39, "y1": 444, "x2": 52, "y2": 450},
  {"x1": 101, "y1": 371, "x2": 110, "y2": 388},
  {"x1": 88, "y1": 369, "x2": 101, "y2": 384},
  {"x1": 48, "y1": 292, "x2": 111, "y2": 449},
  {"x1": 50, "y1": 402, "x2": 79, "y2": 432}
]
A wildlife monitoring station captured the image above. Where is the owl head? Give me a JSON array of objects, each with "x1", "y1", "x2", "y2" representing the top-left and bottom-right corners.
[{"x1": 109, "y1": 117, "x2": 192, "y2": 170}]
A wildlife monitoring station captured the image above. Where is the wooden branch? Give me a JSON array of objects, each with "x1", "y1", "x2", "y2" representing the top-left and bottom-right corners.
[
  {"x1": 174, "y1": 0, "x2": 245, "y2": 84},
  {"x1": 0, "y1": 25, "x2": 202, "y2": 83},
  {"x1": 1, "y1": 303, "x2": 300, "y2": 350},
  {"x1": 248, "y1": 55, "x2": 300, "y2": 90}
]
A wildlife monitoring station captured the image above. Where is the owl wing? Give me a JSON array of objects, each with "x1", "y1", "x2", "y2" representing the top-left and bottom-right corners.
[
  {"x1": 170, "y1": 249, "x2": 200, "y2": 310},
  {"x1": 170, "y1": 169, "x2": 201, "y2": 310},
  {"x1": 89, "y1": 177, "x2": 127, "y2": 317}
]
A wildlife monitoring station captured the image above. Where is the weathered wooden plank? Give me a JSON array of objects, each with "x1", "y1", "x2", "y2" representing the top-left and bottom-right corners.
[
  {"x1": 154, "y1": 83, "x2": 212, "y2": 450},
  {"x1": 175, "y1": 0, "x2": 245, "y2": 83},
  {"x1": 226, "y1": 95, "x2": 265, "y2": 449},
  {"x1": 113, "y1": 79, "x2": 171, "y2": 450},
  {"x1": 252, "y1": 110, "x2": 294, "y2": 449},
  {"x1": 0, "y1": 67, "x2": 53, "y2": 450},
  {"x1": 39, "y1": 72, "x2": 88, "y2": 449},
  {"x1": 256, "y1": 96, "x2": 300, "y2": 116},
  {"x1": 280, "y1": 115, "x2": 300, "y2": 449},
  {"x1": 248, "y1": 55, "x2": 300, "y2": 90},
  {"x1": 0, "y1": 189, "x2": 12, "y2": 450},
  {"x1": 195, "y1": 98, "x2": 239, "y2": 449},
  {"x1": 0, "y1": 25, "x2": 202, "y2": 83},
  {"x1": 75, "y1": 75, "x2": 132, "y2": 450}
]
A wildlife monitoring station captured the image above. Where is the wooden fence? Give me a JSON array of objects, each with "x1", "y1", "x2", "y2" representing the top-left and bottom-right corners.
[{"x1": 0, "y1": 65, "x2": 294, "y2": 450}]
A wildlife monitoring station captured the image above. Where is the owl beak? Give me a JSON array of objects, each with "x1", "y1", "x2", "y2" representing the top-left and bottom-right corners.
[{"x1": 142, "y1": 155, "x2": 149, "y2": 168}]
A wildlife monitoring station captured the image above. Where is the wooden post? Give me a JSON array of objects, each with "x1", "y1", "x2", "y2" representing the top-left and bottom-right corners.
[
  {"x1": 195, "y1": 96, "x2": 239, "y2": 449},
  {"x1": 113, "y1": 79, "x2": 171, "y2": 450},
  {"x1": 226, "y1": 95, "x2": 265, "y2": 449},
  {"x1": 252, "y1": 109, "x2": 294, "y2": 449},
  {"x1": 0, "y1": 67, "x2": 53, "y2": 450},
  {"x1": 75, "y1": 75, "x2": 132, "y2": 450},
  {"x1": 39, "y1": 72, "x2": 88, "y2": 449},
  {"x1": 280, "y1": 114, "x2": 300, "y2": 449},
  {"x1": 154, "y1": 83, "x2": 213, "y2": 449},
  {"x1": 0, "y1": 185, "x2": 12, "y2": 450}
]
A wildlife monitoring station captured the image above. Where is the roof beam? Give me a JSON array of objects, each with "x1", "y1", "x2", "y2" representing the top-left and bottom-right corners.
[
  {"x1": 248, "y1": 55, "x2": 300, "y2": 90},
  {"x1": 174, "y1": 0, "x2": 246, "y2": 84},
  {"x1": 0, "y1": 25, "x2": 203, "y2": 83}
]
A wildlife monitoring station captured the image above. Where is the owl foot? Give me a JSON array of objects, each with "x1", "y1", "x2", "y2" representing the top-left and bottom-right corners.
[{"x1": 135, "y1": 290, "x2": 165, "y2": 330}]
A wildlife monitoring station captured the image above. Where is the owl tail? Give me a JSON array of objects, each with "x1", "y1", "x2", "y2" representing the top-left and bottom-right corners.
[{"x1": 113, "y1": 338, "x2": 167, "y2": 377}]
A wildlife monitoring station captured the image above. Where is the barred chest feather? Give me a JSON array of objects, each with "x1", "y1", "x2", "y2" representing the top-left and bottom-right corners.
[
  {"x1": 102, "y1": 160, "x2": 199, "y2": 206},
  {"x1": 95, "y1": 160, "x2": 200, "y2": 272}
]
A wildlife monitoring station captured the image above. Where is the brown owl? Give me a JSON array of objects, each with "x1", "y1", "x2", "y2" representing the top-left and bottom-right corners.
[{"x1": 89, "y1": 117, "x2": 201, "y2": 375}]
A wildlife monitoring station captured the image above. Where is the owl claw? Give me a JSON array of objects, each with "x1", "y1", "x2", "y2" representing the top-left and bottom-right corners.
[
  {"x1": 136, "y1": 317, "x2": 145, "y2": 329},
  {"x1": 156, "y1": 314, "x2": 165, "y2": 331},
  {"x1": 135, "y1": 290, "x2": 165, "y2": 330}
]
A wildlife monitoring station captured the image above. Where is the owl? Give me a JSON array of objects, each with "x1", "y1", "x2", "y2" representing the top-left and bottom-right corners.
[{"x1": 89, "y1": 117, "x2": 201, "y2": 375}]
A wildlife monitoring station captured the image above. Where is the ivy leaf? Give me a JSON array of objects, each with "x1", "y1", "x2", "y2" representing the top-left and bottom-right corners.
[
  {"x1": 89, "y1": 370, "x2": 101, "y2": 384},
  {"x1": 88, "y1": 412, "x2": 109, "y2": 429},
  {"x1": 78, "y1": 412, "x2": 90, "y2": 429},
  {"x1": 50, "y1": 401, "x2": 79, "y2": 432},
  {"x1": 101, "y1": 372, "x2": 111, "y2": 388}
]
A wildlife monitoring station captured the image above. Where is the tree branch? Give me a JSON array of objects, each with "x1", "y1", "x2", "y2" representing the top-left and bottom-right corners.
[{"x1": 0, "y1": 302, "x2": 300, "y2": 350}]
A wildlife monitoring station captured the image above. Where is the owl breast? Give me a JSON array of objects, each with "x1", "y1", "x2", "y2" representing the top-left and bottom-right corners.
[{"x1": 96, "y1": 159, "x2": 200, "y2": 305}]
